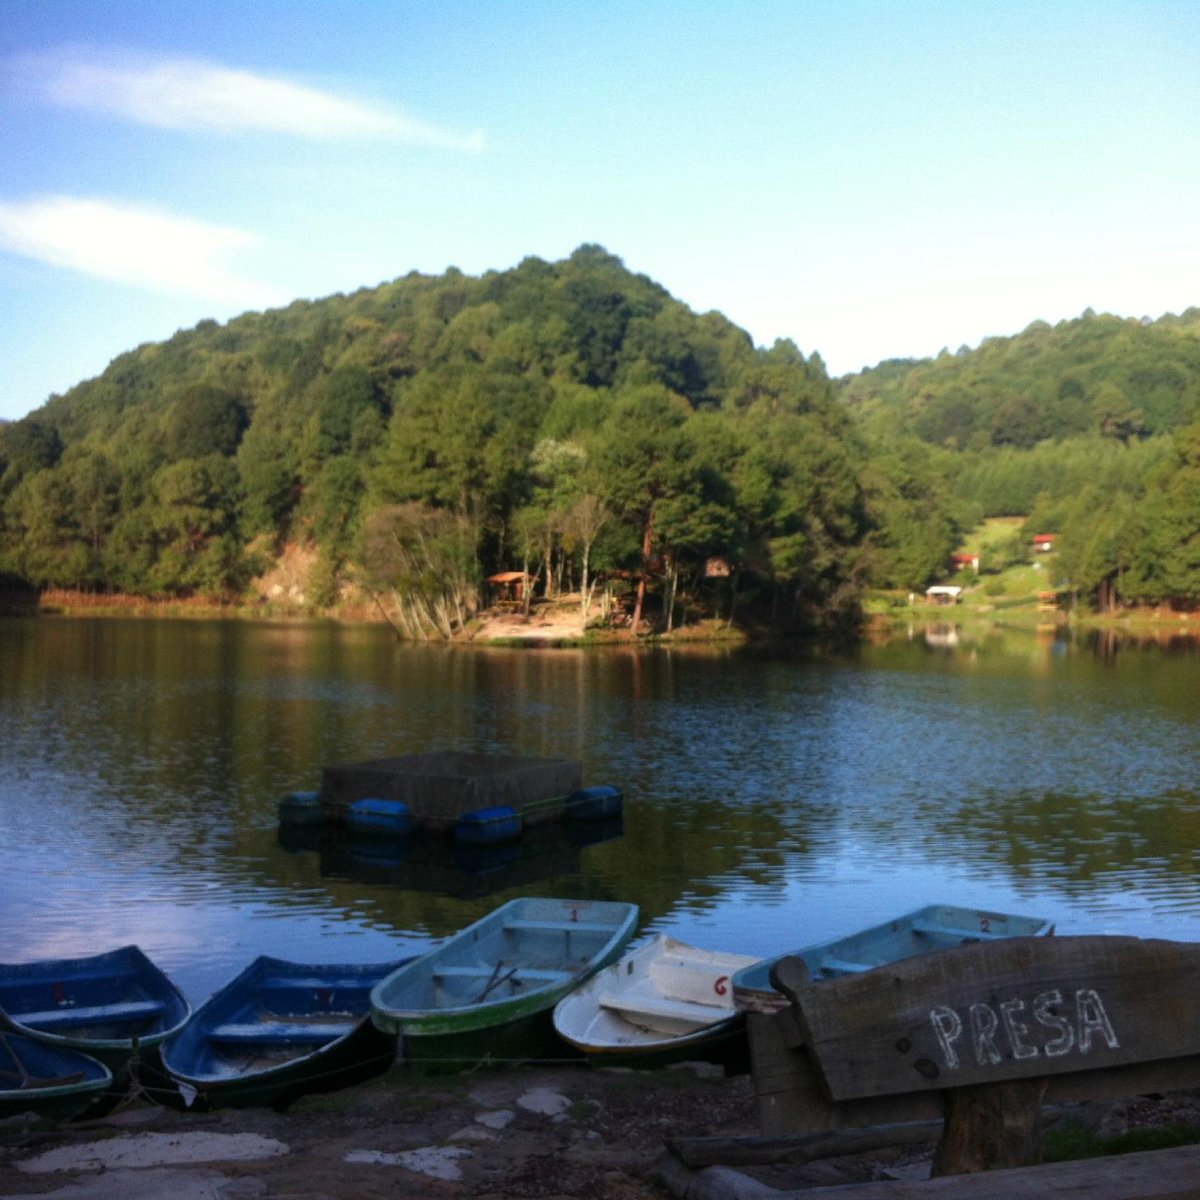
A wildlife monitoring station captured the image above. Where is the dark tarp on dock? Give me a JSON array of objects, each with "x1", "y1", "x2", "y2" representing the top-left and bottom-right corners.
[{"x1": 319, "y1": 751, "x2": 583, "y2": 833}]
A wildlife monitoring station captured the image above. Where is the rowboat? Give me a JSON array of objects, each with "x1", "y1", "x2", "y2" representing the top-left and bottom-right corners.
[
  {"x1": 0, "y1": 945, "x2": 191, "y2": 1077},
  {"x1": 552, "y1": 934, "x2": 759, "y2": 1069},
  {"x1": 370, "y1": 897, "x2": 639, "y2": 1072},
  {"x1": 733, "y1": 904, "x2": 1055, "y2": 1014},
  {"x1": 157, "y1": 955, "x2": 413, "y2": 1109},
  {"x1": 0, "y1": 1032, "x2": 113, "y2": 1122}
]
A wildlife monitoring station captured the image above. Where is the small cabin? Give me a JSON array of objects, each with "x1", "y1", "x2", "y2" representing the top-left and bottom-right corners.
[
  {"x1": 925, "y1": 585, "x2": 962, "y2": 606},
  {"x1": 1032, "y1": 533, "x2": 1056, "y2": 553},
  {"x1": 485, "y1": 571, "x2": 532, "y2": 604},
  {"x1": 950, "y1": 552, "x2": 980, "y2": 572}
]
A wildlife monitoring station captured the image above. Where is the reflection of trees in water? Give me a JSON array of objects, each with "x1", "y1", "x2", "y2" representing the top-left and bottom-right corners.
[
  {"x1": 261, "y1": 796, "x2": 821, "y2": 936},
  {"x1": 879, "y1": 790, "x2": 1199, "y2": 898},
  {"x1": 1080, "y1": 626, "x2": 1200, "y2": 663},
  {"x1": 12, "y1": 619, "x2": 1200, "y2": 944}
]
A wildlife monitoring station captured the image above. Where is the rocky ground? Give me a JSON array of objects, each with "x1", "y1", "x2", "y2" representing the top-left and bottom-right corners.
[
  {"x1": 0, "y1": 1061, "x2": 759, "y2": 1200},
  {"x1": 3, "y1": 1060, "x2": 1198, "y2": 1200}
]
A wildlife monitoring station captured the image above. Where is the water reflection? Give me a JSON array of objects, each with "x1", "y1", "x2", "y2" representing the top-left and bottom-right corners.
[
  {"x1": 278, "y1": 816, "x2": 624, "y2": 901},
  {"x1": 1, "y1": 617, "x2": 1198, "y2": 1005}
]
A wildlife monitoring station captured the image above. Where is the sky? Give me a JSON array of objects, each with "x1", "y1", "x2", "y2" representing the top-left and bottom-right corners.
[{"x1": 1, "y1": 0, "x2": 1198, "y2": 422}]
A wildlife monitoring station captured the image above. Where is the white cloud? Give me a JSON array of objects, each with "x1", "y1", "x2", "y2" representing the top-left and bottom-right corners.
[
  {"x1": 0, "y1": 195, "x2": 288, "y2": 306},
  {"x1": 20, "y1": 48, "x2": 485, "y2": 150}
]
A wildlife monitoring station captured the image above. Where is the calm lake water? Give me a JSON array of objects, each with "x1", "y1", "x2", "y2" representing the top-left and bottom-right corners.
[{"x1": 1, "y1": 616, "x2": 1197, "y2": 1008}]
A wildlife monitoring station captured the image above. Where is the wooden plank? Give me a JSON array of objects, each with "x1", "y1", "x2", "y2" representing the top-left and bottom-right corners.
[
  {"x1": 667, "y1": 1122, "x2": 942, "y2": 1168},
  {"x1": 748, "y1": 1011, "x2": 944, "y2": 1138},
  {"x1": 780, "y1": 936, "x2": 1200, "y2": 1102},
  {"x1": 19, "y1": 999, "x2": 166, "y2": 1029},
  {"x1": 739, "y1": 1143, "x2": 1200, "y2": 1199},
  {"x1": 753, "y1": 982, "x2": 1200, "y2": 1137}
]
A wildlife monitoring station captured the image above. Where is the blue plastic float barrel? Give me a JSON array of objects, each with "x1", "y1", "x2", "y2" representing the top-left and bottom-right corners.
[
  {"x1": 564, "y1": 785, "x2": 623, "y2": 820},
  {"x1": 453, "y1": 805, "x2": 522, "y2": 844},
  {"x1": 277, "y1": 790, "x2": 325, "y2": 826},
  {"x1": 345, "y1": 797, "x2": 412, "y2": 836}
]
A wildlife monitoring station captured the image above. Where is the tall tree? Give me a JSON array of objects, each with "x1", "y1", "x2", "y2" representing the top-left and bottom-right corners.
[{"x1": 594, "y1": 385, "x2": 695, "y2": 633}]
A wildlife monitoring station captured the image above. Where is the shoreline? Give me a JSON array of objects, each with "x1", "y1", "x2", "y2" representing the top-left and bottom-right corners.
[
  {"x1": 2, "y1": 1061, "x2": 1197, "y2": 1199},
  {"x1": 29, "y1": 589, "x2": 753, "y2": 647},
  {"x1": 19, "y1": 590, "x2": 1200, "y2": 654}
]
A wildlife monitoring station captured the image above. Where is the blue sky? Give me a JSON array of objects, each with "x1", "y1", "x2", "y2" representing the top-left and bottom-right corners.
[{"x1": 2, "y1": 1, "x2": 1198, "y2": 422}]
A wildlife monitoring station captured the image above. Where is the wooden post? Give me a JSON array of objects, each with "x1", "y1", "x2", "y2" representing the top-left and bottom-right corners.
[{"x1": 932, "y1": 1079, "x2": 1045, "y2": 1175}]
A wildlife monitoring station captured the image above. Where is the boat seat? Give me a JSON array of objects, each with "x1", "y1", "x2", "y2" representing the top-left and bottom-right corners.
[
  {"x1": 260, "y1": 977, "x2": 372, "y2": 992},
  {"x1": 503, "y1": 919, "x2": 616, "y2": 935},
  {"x1": 911, "y1": 919, "x2": 1009, "y2": 941},
  {"x1": 431, "y1": 966, "x2": 571, "y2": 983},
  {"x1": 817, "y1": 955, "x2": 873, "y2": 975},
  {"x1": 209, "y1": 1020, "x2": 354, "y2": 1044},
  {"x1": 17, "y1": 999, "x2": 166, "y2": 1030},
  {"x1": 599, "y1": 991, "x2": 723, "y2": 1027}
]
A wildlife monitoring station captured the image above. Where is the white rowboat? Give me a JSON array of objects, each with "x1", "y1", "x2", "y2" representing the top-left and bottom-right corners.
[{"x1": 552, "y1": 934, "x2": 758, "y2": 1066}]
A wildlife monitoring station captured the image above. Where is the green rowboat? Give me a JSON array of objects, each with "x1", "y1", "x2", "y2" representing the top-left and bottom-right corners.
[{"x1": 370, "y1": 897, "x2": 639, "y2": 1072}]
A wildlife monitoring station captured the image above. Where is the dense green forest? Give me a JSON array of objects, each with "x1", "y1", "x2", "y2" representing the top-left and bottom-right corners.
[{"x1": 3, "y1": 247, "x2": 1200, "y2": 631}]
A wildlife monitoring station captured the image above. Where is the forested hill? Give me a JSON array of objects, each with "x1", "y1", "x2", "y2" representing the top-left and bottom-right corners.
[
  {"x1": 6, "y1": 247, "x2": 1200, "y2": 627},
  {"x1": 841, "y1": 308, "x2": 1200, "y2": 450},
  {"x1": 0, "y1": 246, "x2": 880, "y2": 634}
]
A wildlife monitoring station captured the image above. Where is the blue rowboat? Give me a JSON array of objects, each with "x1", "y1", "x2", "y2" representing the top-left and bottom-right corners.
[
  {"x1": 0, "y1": 1032, "x2": 113, "y2": 1122},
  {"x1": 732, "y1": 904, "x2": 1055, "y2": 1014},
  {"x1": 0, "y1": 945, "x2": 190, "y2": 1078},
  {"x1": 371, "y1": 897, "x2": 639, "y2": 1072},
  {"x1": 158, "y1": 956, "x2": 414, "y2": 1109}
]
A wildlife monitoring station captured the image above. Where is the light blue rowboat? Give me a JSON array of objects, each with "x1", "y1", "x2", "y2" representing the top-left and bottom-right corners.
[
  {"x1": 732, "y1": 904, "x2": 1055, "y2": 1014},
  {"x1": 370, "y1": 897, "x2": 639, "y2": 1071}
]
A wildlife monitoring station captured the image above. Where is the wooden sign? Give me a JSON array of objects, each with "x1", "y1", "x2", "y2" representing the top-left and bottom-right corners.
[{"x1": 773, "y1": 935, "x2": 1200, "y2": 1103}]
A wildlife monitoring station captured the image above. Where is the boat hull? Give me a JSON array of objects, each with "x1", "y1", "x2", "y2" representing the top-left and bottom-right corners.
[
  {"x1": 0, "y1": 946, "x2": 191, "y2": 1082},
  {"x1": 371, "y1": 897, "x2": 639, "y2": 1073},
  {"x1": 553, "y1": 935, "x2": 758, "y2": 1071},
  {"x1": 159, "y1": 956, "x2": 411, "y2": 1109},
  {"x1": 732, "y1": 904, "x2": 1055, "y2": 1014},
  {"x1": 0, "y1": 1032, "x2": 113, "y2": 1122}
]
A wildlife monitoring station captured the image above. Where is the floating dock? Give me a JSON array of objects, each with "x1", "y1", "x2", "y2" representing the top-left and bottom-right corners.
[{"x1": 280, "y1": 751, "x2": 620, "y2": 843}]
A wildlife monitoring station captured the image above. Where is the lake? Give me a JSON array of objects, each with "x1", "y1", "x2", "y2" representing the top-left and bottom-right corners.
[{"x1": 1, "y1": 616, "x2": 1196, "y2": 1009}]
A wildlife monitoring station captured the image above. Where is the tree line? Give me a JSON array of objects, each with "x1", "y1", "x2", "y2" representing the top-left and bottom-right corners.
[{"x1": 3, "y1": 248, "x2": 1200, "y2": 629}]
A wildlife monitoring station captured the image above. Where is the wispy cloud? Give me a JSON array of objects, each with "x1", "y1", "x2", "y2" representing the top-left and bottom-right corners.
[
  {"x1": 18, "y1": 47, "x2": 485, "y2": 150},
  {"x1": 0, "y1": 195, "x2": 288, "y2": 306}
]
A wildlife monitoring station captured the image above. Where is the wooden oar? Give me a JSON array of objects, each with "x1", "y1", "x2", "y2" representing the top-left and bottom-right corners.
[{"x1": 473, "y1": 962, "x2": 519, "y2": 1003}]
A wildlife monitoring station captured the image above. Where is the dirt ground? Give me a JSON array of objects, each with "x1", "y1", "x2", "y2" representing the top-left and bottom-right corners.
[
  {"x1": 468, "y1": 604, "x2": 591, "y2": 644},
  {"x1": 0, "y1": 1061, "x2": 759, "y2": 1200},
  {"x1": 3, "y1": 1059, "x2": 1198, "y2": 1200}
]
